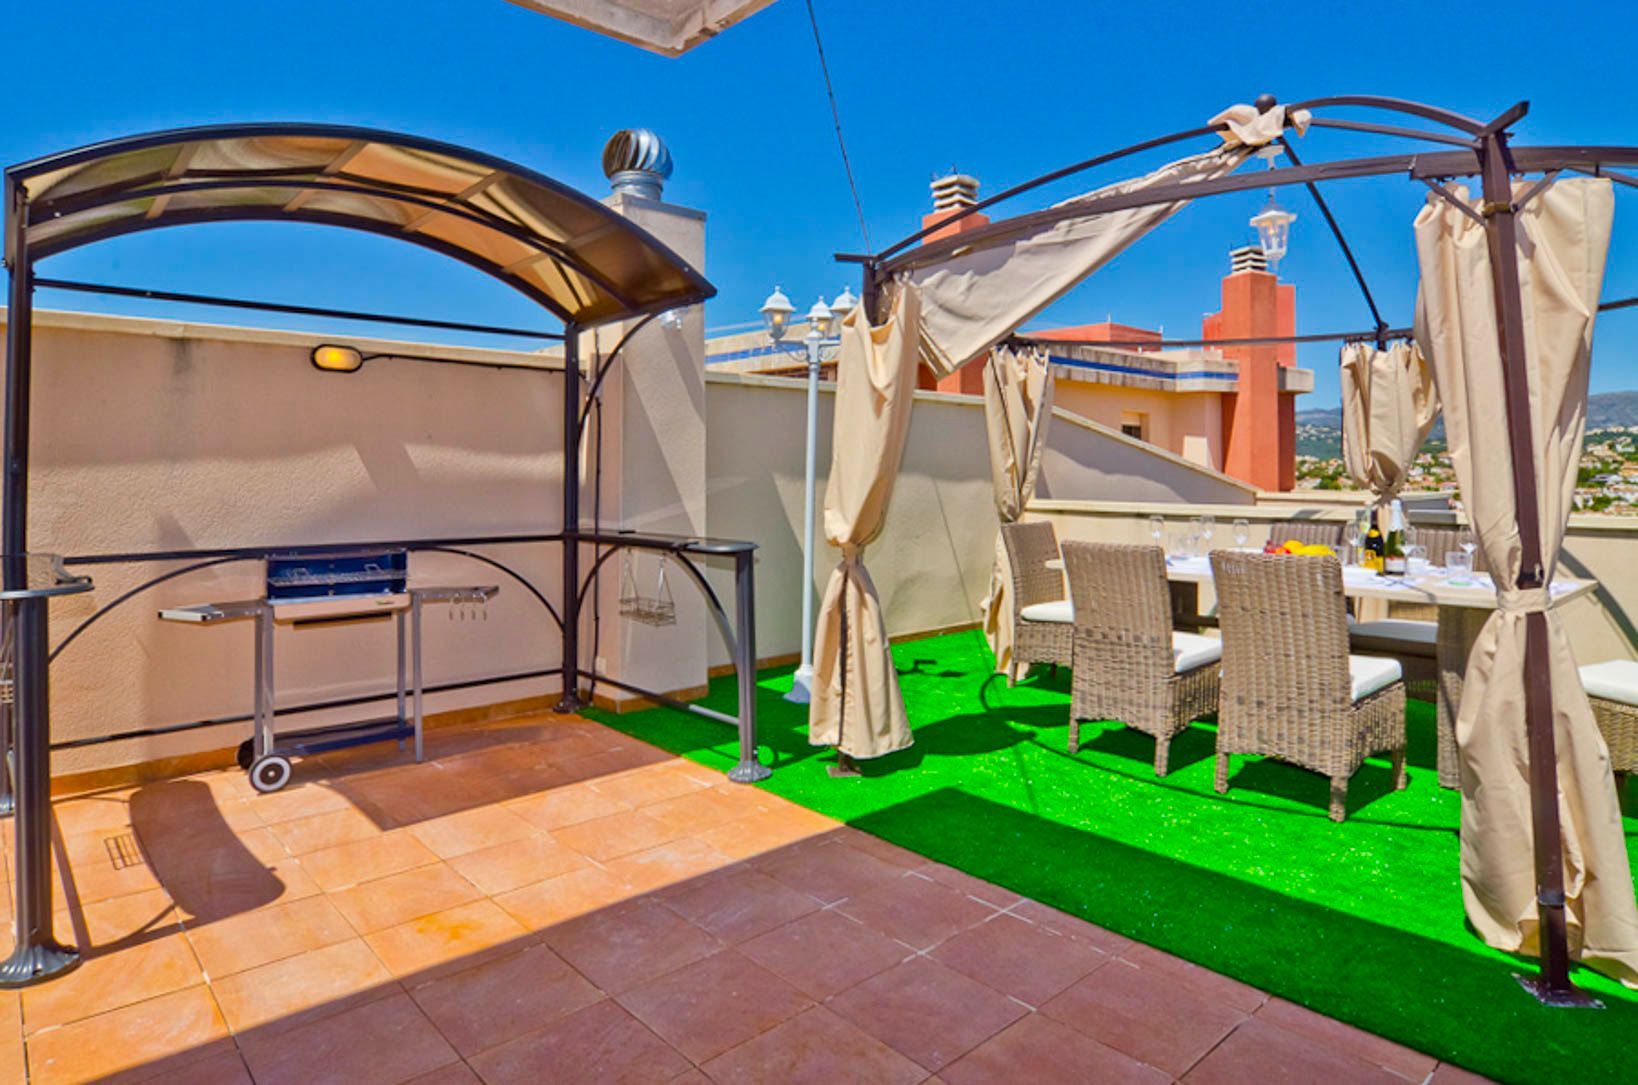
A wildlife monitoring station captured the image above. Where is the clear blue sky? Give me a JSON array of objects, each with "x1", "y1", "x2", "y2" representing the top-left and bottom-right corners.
[{"x1": 9, "y1": 0, "x2": 1638, "y2": 404}]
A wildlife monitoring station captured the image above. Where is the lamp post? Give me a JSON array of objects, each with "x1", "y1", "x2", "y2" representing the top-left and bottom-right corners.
[{"x1": 761, "y1": 284, "x2": 856, "y2": 703}]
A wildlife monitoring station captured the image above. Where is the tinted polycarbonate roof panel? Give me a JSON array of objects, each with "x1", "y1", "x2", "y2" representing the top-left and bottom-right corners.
[
  {"x1": 504, "y1": 0, "x2": 777, "y2": 55},
  {"x1": 6, "y1": 124, "x2": 714, "y2": 326}
]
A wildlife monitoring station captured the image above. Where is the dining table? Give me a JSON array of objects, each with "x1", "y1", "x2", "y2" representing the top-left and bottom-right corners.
[{"x1": 1045, "y1": 551, "x2": 1598, "y2": 789}]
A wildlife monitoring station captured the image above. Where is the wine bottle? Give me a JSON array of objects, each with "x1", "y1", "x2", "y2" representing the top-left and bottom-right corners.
[
  {"x1": 1365, "y1": 519, "x2": 1385, "y2": 573},
  {"x1": 1383, "y1": 500, "x2": 1407, "y2": 576}
]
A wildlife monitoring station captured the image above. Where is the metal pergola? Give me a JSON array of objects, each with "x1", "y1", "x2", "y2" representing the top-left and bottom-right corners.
[
  {"x1": 846, "y1": 94, "x2": 1638, "y2": 1006},
  {"x1": 0, "y1": 123, "x2": 767, "y2": 988}
]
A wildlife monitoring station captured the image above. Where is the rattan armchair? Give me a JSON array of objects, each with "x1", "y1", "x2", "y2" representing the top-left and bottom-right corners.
[
  {"x1": 999, "y1": 521, "x2": 1073, "y2": 684},
  {"x1": 1063, "y1": 542, "x2": 1220, "y2": 775},
  {"x1": 1578, "y1": 660, "x2": 1638, "y2": 812},
  {"x1": 1211, "y1": 550, "x2": 1407, "y2": 822},
  {"x1": 1273, "y1": 519, "x2": 1344, "y2": 548}
]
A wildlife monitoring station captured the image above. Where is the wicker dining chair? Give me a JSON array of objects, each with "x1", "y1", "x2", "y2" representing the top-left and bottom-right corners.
[
  {"x1": 1578, "y1": 660, "x2": 1638, "y2": 812},
  {"x1": 1273, "y1": 518, "x2": 1345, "y2": 548},
  {"x1": 999, "y1": 521, "x2": 1073, "y2": 684},
  {"x1": 1063, "y1": 542, "x2": 1220, "y2": 775},
  {"x1": 1211, "y1": 550, "x2": 1407, "y2": 822}
]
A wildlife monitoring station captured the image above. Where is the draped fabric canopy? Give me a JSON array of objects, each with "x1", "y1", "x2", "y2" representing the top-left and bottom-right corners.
[
  {"x1": 983, "y1": 346, "x2": 1055, "y2": 672},
  {"x1": 904, "y1": 105, "x2": 1309, "y2": 379},
  {"x1": 1340, "y1": 341, "x2": 1439, "y2": 502},
  {"x1": 807, "y1": 287, "x2": 923, "y2": 760},
  {"x1": 1414, "y1": 176, "x2": 1638, "y2": 987}
]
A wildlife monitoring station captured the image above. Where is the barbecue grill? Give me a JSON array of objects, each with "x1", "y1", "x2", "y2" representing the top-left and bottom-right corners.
[{"x1": 159, "y1": 548, "x2": 496, "y2": 791}]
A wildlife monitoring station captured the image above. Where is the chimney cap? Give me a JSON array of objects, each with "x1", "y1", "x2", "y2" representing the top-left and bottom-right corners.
[
  {"x1": 602, "y1": 128, "x2": 674, "y2": 199},
  {"x1": 930, "y1": 171, "x2": 980, "y2": 212}
]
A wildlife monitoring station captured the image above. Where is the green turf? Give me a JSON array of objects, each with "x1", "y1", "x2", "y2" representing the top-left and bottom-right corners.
[{"x1": 585, "y1": 629, "x2": 1638, "y2": 1083}]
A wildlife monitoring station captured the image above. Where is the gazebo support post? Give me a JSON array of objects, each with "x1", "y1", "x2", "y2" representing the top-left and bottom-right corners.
[
  {"x1": 557, "y1": 325, "x2": 584, "y2": 713},
  {"x1": 0, "y1": 208, "x2": 82, "y2": 987},
  {"x1": 1477, "y1": 123, "x2": 1596, "y2": 1007}
]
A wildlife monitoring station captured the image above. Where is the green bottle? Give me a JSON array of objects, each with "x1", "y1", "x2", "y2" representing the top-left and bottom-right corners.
[{"x1": 1383, "y1": 500, "x2": 1407, "y2": 576}]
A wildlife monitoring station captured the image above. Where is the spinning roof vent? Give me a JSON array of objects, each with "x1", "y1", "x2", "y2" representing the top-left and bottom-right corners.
[{"x1": 603, "y1": 128, "x2": 674, "y2": 200}]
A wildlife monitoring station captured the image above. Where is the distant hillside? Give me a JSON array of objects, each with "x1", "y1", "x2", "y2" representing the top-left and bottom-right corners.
[{"x1": 1296, "y1": 391, "x2": 1638, "y2": 458}]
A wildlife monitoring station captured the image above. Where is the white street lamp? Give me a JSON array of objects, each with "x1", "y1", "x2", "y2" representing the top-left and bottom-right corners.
[
  {"x1": 1249, "y1": 145, "x2": 1296, "y2": 270},
  {"x1": 770, "y1": 286, "x2": 850, "y2": 704}
]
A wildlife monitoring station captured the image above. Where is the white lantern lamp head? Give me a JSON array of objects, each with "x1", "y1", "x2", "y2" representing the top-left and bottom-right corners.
[
  {"x1": 806, "y1": 297, "x2": 835, "y2": 340},
  {"x1": 760, "y1": 285, "x2": 794, "y2": 343},
  {"x1": 1250, "y1": 198, "x2": 1296, "y2": 269},
  {"x1": 828, "y1": 286, "x2": 858, "y2": 331}
]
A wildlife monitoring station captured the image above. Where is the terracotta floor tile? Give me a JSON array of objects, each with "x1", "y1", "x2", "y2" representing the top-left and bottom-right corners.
[
  {"x1": 186, "y1": 893, "x2": 357, "y2": 977},
  {"x1": 1008, "y1": 897, "x2": 1137, "y2": 956},
  {"x1": 588, "y1": 762, "x2": 713, "y2": 808},
  {"x1": 166, "y1": 856, "x2": 322, "y2": 924},
  {"x1": 827, "y1": 956, "x2": 1028, "y2": 1072},
  {"x1": 555, "y1": 743, "x2": 675, "y2": 785},
  {"x1": 56, "y1": 885, "x2": 180, "y2": 945},
  {"x1": 1429, "y1": 1063, "x2": 1495, "y2": 1084},
  {"x1": 494, "y1": 866, "x2": 637, "y2": 930},
  {"x1": 238, "y1": 990, "x2": 459, "y2": 1085},
  {"x1": 701, "y1": 1004, "x2": 926, "y2": 1085},
  {"x1": 128, "y1": 778, "x2": 266, "y2": 833},
  {"x1": 407, "y1": 804, "x2": 536, "y2": 859},
  {"x1": 836, "y1": 872, "x2": 998, "y2": 950},
  {"x1": 618, "y1": 948, "x2": 813, "y2": 1063},
  {"x1": 410, "y1": 941, "x2": 602, "y2": 1057},
  {"x1": 0, "y1": 993, "x2": 19, "y2": 1085},
  {"x1": 50, "y1": 828, "x2": 164, "y2": 904},
  {"x1": 468, "y1": 998, "x2": 690, "y2": 1085},
  {"x1": 141, "y1": 1049, "x2": 257, "y2": 1085},
  {"x1": 363, "y1": 898, "x2": 529, "y2": 980},
  {"x1": 1120, "y1": 941, "x2": 1268, "y2": 1014},
  {"x1": 554, "y1": 807, "x2": 683, "y2": 862},
  {"x1": 407, "y1": 1062, "x2": 484, "y2": 1085},
  {"x1": 695, "y1": 808, "x2": 834, "y2": 860},
  {"x1": 543, "y1": 897, "x2": 722, "y2": 993},
  {"x1": 504, "y1": 783, "x2": 631, "y2": 831},
  {"x1": 211, "y1": 937, "x2": 396, "y2": 1034},
  {"x1": 1255, "y1": 997, "x2": 1437, "y2": 1082},
  {"x1": 833, "y1": 827, "x2": 928, "y2": 869},
  {"x1": 661, "y1": 867, "x2": 821, "y2": 942},
  {"x1": 25, "y1": 984, "x2": 232, "y2": 1085},
  {"x1": 1041, "y1": 957, "x2": 1248, "y2": 1077},
  {"x1": 738, "y1": 907, "x2": 910, "y2": 999},
  {"x1": 266, "y1": 805, "x2": 389, "y2": 855},
  {"x1": 603, "y1": 837, "x2": 734, "y2": 894},
  {"x1": 754, "y1": 837, "x2": 904, "y2": 903},
  {"x1": 446, "y1": 833, "x2": 588, "y2": 896},
  {"x1": 22, "y1": 927, "x2": 204, "y2": 1030},
  {"x1": 932, "y1": 912, "x2": 1111, "y2": 1007},
  {"x1": 244, "y1": 781, "x2": 353, "y2": 825},
  {"x1": 942, "y1": 1011, "x2": 1170, "y2": 1085},
  {"x1": 913, "y1": 860, "x2": 1026, "y2": 909},
  {"x1": 1185, "y1": 1016, "x2": 1414, "y2": 1085},
  {"x1": 50, "y1": 792, "x2": 136, "y2": 837},
  {"x1": 643, "y1": 784, "x2": 769, "y2": 834},
  {"x1": 328, "y1": 862, "x2": 483, "y2": 934},
  {"x1": 299, "y1": 830, "x2": 440, "y2": 892},
  {"x1": 136, "y1": 823, "x2": 289, "y2": 888},
  {"x1": 334, "y1": 764, "x2": 486, "y2": 829}
]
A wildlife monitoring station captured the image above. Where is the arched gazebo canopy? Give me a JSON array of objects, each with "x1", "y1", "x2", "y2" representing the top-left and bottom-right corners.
[{"x1": 4, "y1": 123, "x2": 714, "y2": 326}]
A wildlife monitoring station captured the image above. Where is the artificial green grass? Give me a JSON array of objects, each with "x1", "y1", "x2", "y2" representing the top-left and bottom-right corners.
[{"x1": 585, "y1": 629, "x2": 1638, "y2": 1083}]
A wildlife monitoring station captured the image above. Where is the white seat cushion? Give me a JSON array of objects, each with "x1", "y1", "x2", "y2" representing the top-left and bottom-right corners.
[
  {"x1": 1349, "y1": 655, "x2": 1403, "y2": 701},
  {"x1": 1580, "y1": 659, "x2": 1638, "y2": 707},
  {"x1": 1350, "y1": 619, "x2": 1436, "y2": 647},
  {"x1": 1172, "y1": 632, "x2": 1222, "y2": 674},
  {"x1": 1019, "y1": 599, "x2": 1073, "y2": 624}
]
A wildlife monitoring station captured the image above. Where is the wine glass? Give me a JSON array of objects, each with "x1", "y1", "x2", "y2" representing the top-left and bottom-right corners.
[
  {"x1": 1148, "y1": 515, "x2": 1165, "y2": 546},
  {"x1": 1345, "y1": 513, "x2": 1367, "y2": 565},
  {"x1": 1459, "y1": 526, "x2": 1477, "y2": 563},
  {"x1": 1199, "y1": 514, "x2": 1215, "y2": 550},
  {"x1": 1232, "y1": 518, "x2": 1250, "y2": 548}
]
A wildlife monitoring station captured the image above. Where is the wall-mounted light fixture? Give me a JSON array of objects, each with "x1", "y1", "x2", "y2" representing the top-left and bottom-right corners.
[{"x1": 311, "y1": 344, "x2": 366, "y2": 373}]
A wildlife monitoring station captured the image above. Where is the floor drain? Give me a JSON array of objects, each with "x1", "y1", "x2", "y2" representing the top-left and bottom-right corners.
[{"x1": 104, "y1": 832, "x2": 144, "y2": 870}]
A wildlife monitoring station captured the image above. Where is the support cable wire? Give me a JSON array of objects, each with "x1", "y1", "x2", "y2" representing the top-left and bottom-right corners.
[{"x1": 804, "y1": 0, "x2": 872, "y2": 252}]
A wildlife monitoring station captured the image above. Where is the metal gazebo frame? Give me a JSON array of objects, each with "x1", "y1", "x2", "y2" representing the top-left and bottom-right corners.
[
  {"x1": 847, "y1": 94, "x2": 1638, "y2": 1006},
  {"x1": 0, "y1": 123, "x2": 768, "y2": 988}
]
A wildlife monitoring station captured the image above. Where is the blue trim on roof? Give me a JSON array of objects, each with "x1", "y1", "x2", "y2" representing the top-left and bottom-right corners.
[
  {"x1": 706, "y1": 343, "x2": 804, "y2": 364},
  {"x1": 1045, "y1": 352, "x2": 1239, "y2": 383}
]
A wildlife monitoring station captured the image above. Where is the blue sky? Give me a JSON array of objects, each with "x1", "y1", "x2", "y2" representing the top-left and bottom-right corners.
[{"x1": 9, "y1": 0, "x2": 1638, "y2": 404}]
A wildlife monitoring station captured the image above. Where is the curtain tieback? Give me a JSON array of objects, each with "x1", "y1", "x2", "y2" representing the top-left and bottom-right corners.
[
  {"x1": 837, "y1": 544, "x2": 866, "y2": 565},
  {"x1": 1497, "y1": 586, "x2": 1552, "y2": 615}
]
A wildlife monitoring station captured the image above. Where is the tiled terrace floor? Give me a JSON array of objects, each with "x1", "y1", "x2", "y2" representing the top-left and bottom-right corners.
[{"x1": 0, "y1": 713, "x2": 1489, "y2": 1084}]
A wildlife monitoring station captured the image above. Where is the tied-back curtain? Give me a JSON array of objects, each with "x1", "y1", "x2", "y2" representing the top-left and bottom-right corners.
[
  {"x1": 807, "y1": 286, "x2": 923, "y2": 760},
  {"x1": 1339, "y1": 341, "x2": 1439, "y2": 501},
  {"x1": 983, "y1": 346, "x2": 1055, "y2": 672},
  {"x1": 1414, "y1": 177, "x2": 1638, "y2": 987},
  {"x1": 907, "y1": 105, "x2": 1309, "y2": 378}
]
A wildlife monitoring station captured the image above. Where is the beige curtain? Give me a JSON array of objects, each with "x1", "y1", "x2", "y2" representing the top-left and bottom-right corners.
[
  {"x1": 1414, "y1": 176, "x2": 1638, "y2": 987},
  {"x1": 907, "y1": 105, "x2": 1309, "y2": 378},
  {"x1": 982, "y1": 346, "x2": 1055, "y2": 672},
  {"x1": 807, "y1": 286, "x2": 924, "y2": 759},
  {"x1": 1339, "y1": 341, "x2": 1439, "y2": 500}
]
